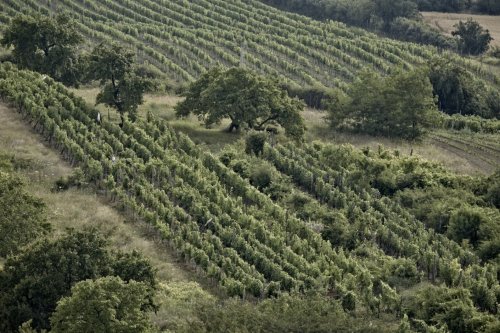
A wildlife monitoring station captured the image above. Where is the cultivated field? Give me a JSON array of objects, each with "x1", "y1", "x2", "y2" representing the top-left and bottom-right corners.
[
  {"x1": 0, "y1": 1, "x2": 499, "y2": 330},
  {"x1": 1, "y1": 0, "x2": 497, "y2": 90},
  {"x1": 72, "y1": 88, "x2": 499, "y2": 176},
  {"x1": 0, "y1": 101, "x2": 209, "y2": 286}
]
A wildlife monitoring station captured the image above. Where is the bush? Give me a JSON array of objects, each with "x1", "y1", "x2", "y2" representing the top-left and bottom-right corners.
[
  {"x1": 245, "y1": 132, "x2": 267, "y2": 156},
  {"x1": 250, "y1": 164, "x2": 274, "y2": 190},
  {"x1": 440, "y1": 114, "x2": 500, "y2": 133},
  {"x1": 53, "y1": 168, "x2": 86, "y2": 191}
]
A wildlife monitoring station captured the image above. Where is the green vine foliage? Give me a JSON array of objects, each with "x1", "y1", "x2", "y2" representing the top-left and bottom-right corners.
[{"x1": 0, "y1": 62, "x2": 498, "y2": 332}]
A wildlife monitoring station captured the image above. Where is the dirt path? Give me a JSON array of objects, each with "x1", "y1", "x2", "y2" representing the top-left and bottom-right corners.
[
  {"x1": 431, "y1": 133, "x2": 500, "y2": 164},
  {"x1": 429, "y1": 135, "x2": 496, "y2": 175}
]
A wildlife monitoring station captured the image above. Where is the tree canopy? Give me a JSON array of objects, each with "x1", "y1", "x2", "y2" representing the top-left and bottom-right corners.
[
  {"x1": 428, "y1": 56, "x2": 499, "y2": 118},
  {"x1": 0, "y1": 171, "x2": 50, "y2": 258},
  {"x1": 87, "y1": 43, "x2": 153, "y2": 126},
  {"x1": 328, "y1": 68, "x2": 439, "y2": 140},
  {"x1": 175, "y1": 67, "x2": 306, "y2": 140},
  {"x1": 50, "y1": 276, "x2": 154, "y2": 333},
  {"x1": 0, "y1": 229, "x2": 157, "y2": 332},
  {"x1": 475, "y1": 0, "x2": 500, "y2": 14},
  {"x1": 0, "y1": 14, "x2": 83, "y2": 85},
  {"x1": 452, "y1": 19, "x2": 493, "y2": 56}
]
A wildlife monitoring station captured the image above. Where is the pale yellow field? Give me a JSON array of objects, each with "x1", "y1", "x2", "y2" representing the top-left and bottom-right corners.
[{"x1": 422, "y1": 11, "x2": 500, "y2": 47}]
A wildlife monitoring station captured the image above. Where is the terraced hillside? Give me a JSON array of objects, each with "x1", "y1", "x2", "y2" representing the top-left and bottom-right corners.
[
  {"x1": 1, "y1": 64, "x2": 498, "y2": 330},
  {"x1": 0, "y1": 0, "x2": 497, "y2": 89}
]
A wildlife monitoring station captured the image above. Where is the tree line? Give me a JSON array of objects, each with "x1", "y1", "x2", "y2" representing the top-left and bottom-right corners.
[
  {"x1": 1, "y1": 14, "x2": 156, "y2": 126},
  {"x1": 415, "y1": 0, "x2": 500, "y2": 14},
  {"x1": 260, "y1": 0, "x2": 496, "y2": 51},
  {"x1": 325, "y1": 55, "x2": 499, "y2": 139}
]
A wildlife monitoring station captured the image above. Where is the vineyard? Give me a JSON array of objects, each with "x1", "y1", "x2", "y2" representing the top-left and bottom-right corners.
[
  {"x1": 0, "y1": 0, "x2": 498, "y2": 90},
  {"x1": 1, "y1": 63, "x2": 498, "y2": 329}
]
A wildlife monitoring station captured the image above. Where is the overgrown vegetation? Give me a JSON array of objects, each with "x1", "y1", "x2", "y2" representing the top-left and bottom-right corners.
[
  {"x1": 327, "y1": 68, "x2": 439, "y2": 140},
  {"x1": 0, "y1": 64, "x2": 498, "y2": 332},
  {"x1": 428, "y1": 56, "x2": 499, "y2": 119},
  {"x1": 0, "y1": 154, "x2": 50, "y2": 257},
  {"x1": 416, "y1": 0, "x2": 500, "y2": 14},
  {"x1": 0, "y1": 228, "x2": 158, "y2": 332}
]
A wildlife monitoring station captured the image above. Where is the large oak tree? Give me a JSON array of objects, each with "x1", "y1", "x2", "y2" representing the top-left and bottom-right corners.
[
  {"x1": 175, "y1": 67, "x2": 305, "y2": 140},
  {"x1": 1, "y1": 14, "x2": 83, "y2": 85}
]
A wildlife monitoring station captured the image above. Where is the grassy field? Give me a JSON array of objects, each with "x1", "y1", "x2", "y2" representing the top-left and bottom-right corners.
[
  {"x1": 0, "y1": 102, "x2": 221, "y2": 328},
  {"x1": 73, "y1": 88, "x2": 499, "y2": 176},
  {"x1": 422, "y1": 11, "x2": 500, "y2": 47}
]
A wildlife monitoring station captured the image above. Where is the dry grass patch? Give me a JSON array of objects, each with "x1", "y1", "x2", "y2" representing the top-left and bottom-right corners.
[
  {"x1": 302, "y1": 108, "x2": 496, "y2": 175},
  {"x1": 0, "y1": 102, "x2": 208, "y2": 285}
]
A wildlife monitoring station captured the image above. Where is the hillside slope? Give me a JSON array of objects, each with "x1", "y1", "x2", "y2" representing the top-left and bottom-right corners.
[
  {"x1": 0, "y1": 102, "x2": 203, "y2": 284},
  {"x1": 0, "y1": 0, "x2": 497, "y2": 89},
  {"x1": 1, "y1": 64, "x2": 498, "y2": 331}
]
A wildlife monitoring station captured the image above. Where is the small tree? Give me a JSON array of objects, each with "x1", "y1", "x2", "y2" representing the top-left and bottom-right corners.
[
  {"x1": 328, "y1": 68, "x2": 438, "y2": 140},
  {"x1": 175, "y1": 67, "x2": 305, "y2": 140},
  {"x1": 87, "y1": 43, "x2": 153, "y2": 126},
  {"x1": 0, "y1": 14, "x2": 83, "y2": 85},
  {"x1": 452, "y1": 19, "x2": 493, "y2": 55},
  {"x1": 50, "y1": 277, "x2": 153, "y2": 333}
]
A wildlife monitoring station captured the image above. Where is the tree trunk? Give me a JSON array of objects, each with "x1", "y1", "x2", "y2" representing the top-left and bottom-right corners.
[
  {"x1": 119, "y1": 113, "x2": 125, "y2": 128},
  {"x1": 228, "y1": 122, "x2": 240, "y2": 132}
]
